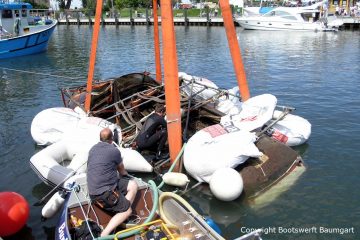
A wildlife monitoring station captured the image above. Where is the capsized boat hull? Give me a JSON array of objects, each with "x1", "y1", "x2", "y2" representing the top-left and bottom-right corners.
[{"x1": 240, "y1": 134, "x2": 304, "y2": 198}]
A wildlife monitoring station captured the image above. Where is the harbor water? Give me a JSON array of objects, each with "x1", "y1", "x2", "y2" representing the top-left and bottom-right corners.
[{"x1": 0, "y1": 25, "x2": 359, "y2": 240}]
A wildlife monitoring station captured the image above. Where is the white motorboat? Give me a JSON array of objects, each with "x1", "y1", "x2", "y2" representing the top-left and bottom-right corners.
[{"x1": 236, "y1": 6, "x2": 343, "y2": 31}]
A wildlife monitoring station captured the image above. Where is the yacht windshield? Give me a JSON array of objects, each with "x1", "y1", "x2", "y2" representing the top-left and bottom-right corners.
[{"x1": 264, "y1": 10, "x2": 297, "y2": 20}]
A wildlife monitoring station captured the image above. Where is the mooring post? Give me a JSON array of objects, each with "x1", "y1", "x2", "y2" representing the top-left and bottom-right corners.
[
  {"x1": 184, "y1": 8, "x2": 189, "y2": 26},
  {"x1": 146, "y1": 7, "x2": 150, "y2": 25},
  {"x1": 130, "y1": 8, "x2": 134, "y2": 25},
  {"x1": 76, "y1": 11, "x2": 80, "y2": 25},
  {"x1": 65, "y1": 10, "x2": 69, "y2": 25},
  {"x1": 101, "y1": 13, "x2": 105, "y2": 26},
  {"x1": 114, "y1": 9, "x2": 119, "y2": 25},
  {"x1": 206, "y1": 6, "x2": 211, "y2": 26},
  {"x1": 87, "y1": 9, "x2": 91, "y2": 25}
]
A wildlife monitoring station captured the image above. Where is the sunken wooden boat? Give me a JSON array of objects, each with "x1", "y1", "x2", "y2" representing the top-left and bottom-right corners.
[
  {"x1": 59, "y1": 72, "x2": 305, "y2": 199},
  {"x1": 55, "y1": 174, "x2": 262, "y2": 240}
]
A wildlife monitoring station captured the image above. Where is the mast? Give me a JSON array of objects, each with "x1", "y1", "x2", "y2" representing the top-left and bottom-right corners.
[
  {"x1": 84, "y1": 0, "x2": 103, "y2": 113},
  {"x1": 220, "y1": 0, "x2": 250, "y2": 101},
  {"x1": 160, "y1": 0, "x2": 182, "y2": 172}
]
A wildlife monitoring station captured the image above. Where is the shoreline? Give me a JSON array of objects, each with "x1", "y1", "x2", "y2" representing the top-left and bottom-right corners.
[{"x1": 56, "y1": 16, "x2": 360, "y2": 30}]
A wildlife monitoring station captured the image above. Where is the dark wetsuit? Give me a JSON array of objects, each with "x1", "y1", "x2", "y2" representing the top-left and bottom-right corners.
[{"x1": 135, "y1": 113, "x2": 167, "y2": 153}]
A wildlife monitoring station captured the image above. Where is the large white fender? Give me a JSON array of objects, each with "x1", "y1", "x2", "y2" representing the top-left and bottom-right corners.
[
  {"x1": 179, "y1": 72, "x2": 219, "y2": 101},
  {"x1": 179, "y1": 73, "x2": 243, "y2": 114},
  {"x1": 184, "y1": 124, "x2": 262, "y2": 183},
  {"x1": 162, "y1": 172, "x2": 190, "y2": 187},
  {"x1": 120, "y1": 147, "x2": 153, "y2": 173},
  {"x1": 215, "y1": 86, "x2": 242, "y2": 115},
  {"x1": 41, "y1": 191, "x2": 66, "y2": 219},
  {"x1": 267, "y1": 110, "x2": 312, "y2": 146},
  {"x1": 210, "y1": 168, "x2": 243, "y2": 201},
  {"x1": 31, "y1": 107, "x2": 121, "y2": 145},
  {"x1": 41, "y1": 173, "x2": 88, "y2": 220},
  {"x1": 220, "y1": 94, "x2": 277, "y2": 132}
]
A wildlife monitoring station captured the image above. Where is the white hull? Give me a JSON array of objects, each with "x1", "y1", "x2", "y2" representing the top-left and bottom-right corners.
[{"x1": 237, "y1": 19, "x2": 326, "y2": 31}]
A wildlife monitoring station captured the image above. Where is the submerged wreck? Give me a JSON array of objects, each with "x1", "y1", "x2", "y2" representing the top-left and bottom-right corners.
[{"x1": 56, "y1": 72, "x2": 306, "y2": 199}]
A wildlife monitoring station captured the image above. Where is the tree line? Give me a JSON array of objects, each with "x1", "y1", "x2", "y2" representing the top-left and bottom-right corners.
[{"x1": 30, "y1": 0, "x2": 218, "y2": 10}]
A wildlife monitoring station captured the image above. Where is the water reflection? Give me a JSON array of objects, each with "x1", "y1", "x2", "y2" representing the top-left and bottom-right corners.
[{"x1": 186, "y1": 184, "x2": 246, "y2": 228}]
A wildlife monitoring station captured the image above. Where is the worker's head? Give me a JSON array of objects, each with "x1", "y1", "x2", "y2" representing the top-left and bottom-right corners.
[
  {"x1": 100, "y1": 128, "x2": 113, "y2": 144},
  {"x1": 154, "y1": 104, "x2": 166, "y2": 116}
]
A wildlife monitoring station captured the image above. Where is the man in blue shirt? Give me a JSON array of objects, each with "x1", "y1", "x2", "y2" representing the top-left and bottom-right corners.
[{"x1": 87, "y1": 128, "x2": 138, "y2": 236}]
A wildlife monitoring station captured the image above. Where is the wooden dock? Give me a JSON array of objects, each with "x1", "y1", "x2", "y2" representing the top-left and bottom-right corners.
[
  {"x1": 56, "y1": 16, "x2": 360, "y2": 30},
  {"x1": 57, "y1": 16, "x2": 225, "y2": 26}
]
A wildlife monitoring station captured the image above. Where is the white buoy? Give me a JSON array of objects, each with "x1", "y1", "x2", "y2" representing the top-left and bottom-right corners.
[
  {"x1": 209, "y1": 168, "x2": 243, "y2": 201},
  {"x1": 41, "y1": 192, "x2": 65, "y2": 219},
  {"x1": 162, "y1": 172, "x2": 190, "y2": 187}
]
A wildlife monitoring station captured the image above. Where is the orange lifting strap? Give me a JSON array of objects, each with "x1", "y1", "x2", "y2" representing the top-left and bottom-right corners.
[
  {"x1": 160, "y1": 0, "x2": 182, "y2": 172},
  {"x1": 220, "y1": 0, "x2": 250, "y2": 101},
  {"x1": 85, "y1": 0, "x2": 103, "y2": 113}
]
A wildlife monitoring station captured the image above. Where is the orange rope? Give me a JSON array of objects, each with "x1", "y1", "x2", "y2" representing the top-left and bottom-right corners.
[
  {"x1": 160, "y1": 0, "x2": 182, "y2": 172},
  {"x1": 220, "y1": 0, "x2": 250, "y2": 101},
  {"x1": 85, "y1": 0, "x2": 103, "y2": 112},
  {"x1": 153, "y1": 0, "x2": 162, "y2": 83}
]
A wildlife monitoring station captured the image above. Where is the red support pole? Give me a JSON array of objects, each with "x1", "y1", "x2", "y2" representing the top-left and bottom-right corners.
[
  {"x1": 84, "y1": 0, "x2": 103, "y2": 113},
  {"x1": 160, "y1": 0, "x2": 182, "y2": 172},
  {"x1": 220, "y1": 0, "x2": 250, "y2": 101}
]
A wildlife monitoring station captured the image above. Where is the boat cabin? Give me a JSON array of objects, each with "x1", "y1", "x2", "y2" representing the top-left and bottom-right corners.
[
  {"x1": 0, "y1": 1, "x2": 32, "y2": 36},
  {"x1": 263, "y1": 8, "x2": 320, "y2": 23}
]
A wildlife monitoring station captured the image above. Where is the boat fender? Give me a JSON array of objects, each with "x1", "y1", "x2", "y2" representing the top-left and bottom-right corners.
[
  {"x1": 41, "y1": 191, "x2": 66, "y2": 219},
  {"x1": 162, "y1": 172, "x2": 190, "y2": 187},
  {"x1": 120, "y1": 147, "x2": 153, "y2": 173},
  {"x1": 269, "y1": 110, "x2": 312, "y2": 146},
  {"x1": 205, "y1": 217, "x2": 222, "y2": 235},
  {"x1": 209, "y1": 168, "x2": 243, "y2": 202}
]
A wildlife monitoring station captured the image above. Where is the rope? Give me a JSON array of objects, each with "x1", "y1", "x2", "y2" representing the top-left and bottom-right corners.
[
  {"x1": 183, "y1": 78, "x2": 195, "y2": 142},
  {"x1": 72, "y1": 187, "x2": 96, "y2": 240},
  {"x1": 0, "y1": 67, "x2": 84, "y2": 80}
]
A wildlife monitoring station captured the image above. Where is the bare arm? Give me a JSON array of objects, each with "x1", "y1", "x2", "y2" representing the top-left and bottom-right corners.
[{"x1": 117, "y1": 162, "x2": 128, "y2": 177}]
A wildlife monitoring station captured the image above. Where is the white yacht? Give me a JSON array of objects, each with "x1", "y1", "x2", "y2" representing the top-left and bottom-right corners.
[{"x1": 236, "y1": 6, "x2": 343, "y2": 31}]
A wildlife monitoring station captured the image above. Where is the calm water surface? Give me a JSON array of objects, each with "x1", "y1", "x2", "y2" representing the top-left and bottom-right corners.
[{"x1": 0, "y1": 25, "x2": 359, "y2": 240}]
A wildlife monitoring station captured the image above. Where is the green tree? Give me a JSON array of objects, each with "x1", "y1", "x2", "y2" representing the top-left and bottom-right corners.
[{"x1": 115, "y1": 0, "x2": 150, "y2": 8}]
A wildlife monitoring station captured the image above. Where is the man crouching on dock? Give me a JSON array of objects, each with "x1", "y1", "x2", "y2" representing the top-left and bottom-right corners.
[{"x1": 87, "y1": 128, "x2": 138, "y2": 236}]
